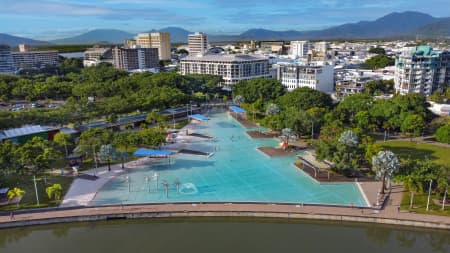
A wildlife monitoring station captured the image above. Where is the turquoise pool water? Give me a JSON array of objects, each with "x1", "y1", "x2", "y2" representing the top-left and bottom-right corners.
[{"x1": 93, "y1": 112, "x2": 368, "y2": 206}]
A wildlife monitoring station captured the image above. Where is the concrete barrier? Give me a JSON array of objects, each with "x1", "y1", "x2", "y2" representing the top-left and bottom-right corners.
[{"x1": 0, "y1": 210, "x2": 448, "y2": 230}]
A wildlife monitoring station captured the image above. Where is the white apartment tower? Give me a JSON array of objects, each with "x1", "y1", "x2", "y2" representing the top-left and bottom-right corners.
[
  {"x1": 395, "y1": 45, "x2": 450, "y2": 96},
  {"x1": 135, "y1": 32, "x2": 171, "y2": 60},
  {"x1": 188, "y1": 32, "x2": 208, "y2": 56},
  {"x1": 290, "y1": 41, "x2": 313, "y2": 58}
]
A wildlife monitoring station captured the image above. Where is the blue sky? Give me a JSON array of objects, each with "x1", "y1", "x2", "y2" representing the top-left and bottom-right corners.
[{"x1": 1, "y1": 0, "x2": 449, "y2": 40}]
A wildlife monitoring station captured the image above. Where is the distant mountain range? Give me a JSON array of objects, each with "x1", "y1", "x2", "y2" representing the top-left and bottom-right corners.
[
  {"x1": 50, "y1": 29, "x2": 135, "y2": 45},
  {"x1": 1, "y1": 11, "x2": 449, "y2": 47},
  {"x1": 0, "y1": 33, "x2": 49, "y2": 47}
]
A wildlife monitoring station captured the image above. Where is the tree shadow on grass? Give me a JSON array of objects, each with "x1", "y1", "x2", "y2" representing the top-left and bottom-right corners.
[{"x1": 381, "y1": 146, "x2": 438, "y2": 161}]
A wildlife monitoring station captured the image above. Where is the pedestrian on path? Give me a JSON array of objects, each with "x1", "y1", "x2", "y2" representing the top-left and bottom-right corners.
[{"x1": 9, "y1": 212, "x2": 14, "y2": 220}]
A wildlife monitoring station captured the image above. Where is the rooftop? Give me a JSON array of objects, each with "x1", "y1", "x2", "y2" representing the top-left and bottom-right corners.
[
  {"x1": 181, "y1": 54, "x2": 267, "y2": 62},
  {"x1": 0, "y1": 125, "x2": 58, "y2": 140}
]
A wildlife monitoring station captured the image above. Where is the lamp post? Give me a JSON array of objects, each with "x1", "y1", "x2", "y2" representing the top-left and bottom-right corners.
[
  {"x1": 33, "y1": 175, "x2": 40, "y2": 206},
  {"x1": 145, "y1": 176, "x2": 150, "y2": 193},
  {"x1": 125, "y1": 176, "x2": 130, "y2": 192},
  {"x1": 426, "y1": 179, "x2": 433, "y2": 211}
]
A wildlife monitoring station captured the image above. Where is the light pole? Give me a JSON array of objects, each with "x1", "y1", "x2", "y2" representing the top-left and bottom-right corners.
[
  {"x1": 33, "y1": 175, "x2": 40, "y2": 206},
  {"x1": 442, "y1": 189, "x2": 447, "y2": 211},
  {"x1": 145, "y1": 176, "x2": 150, "y2": 193},
  {"x1": 126, "y1": 176, "x2": 130, "y2": 192},
  {"x1": 426, "y1": 179, "x2": 433, "y2": 211}
]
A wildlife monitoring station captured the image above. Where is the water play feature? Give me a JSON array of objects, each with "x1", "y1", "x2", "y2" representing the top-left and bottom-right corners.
[{"x1": 92, "y1": 112, "x2": 368, "y2": 206}]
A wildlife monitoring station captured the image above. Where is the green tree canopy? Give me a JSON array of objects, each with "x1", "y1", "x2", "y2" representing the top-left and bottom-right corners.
[
  {"x1": 435, "y1": 124, "x2": 450, "y2": 144},
  {"x1": 364, "y1": 55, "x2": 395, "y2": 69},
  {"x1": 277, "y1": 87, "x2": 332, "y2": 111},
  {"x1": 233, "y1": 78, "x2": 285, "y2": 104}
]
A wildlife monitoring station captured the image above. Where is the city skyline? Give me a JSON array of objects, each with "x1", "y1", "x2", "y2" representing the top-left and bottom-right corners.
[{"x1": 1, "y1": 0, "x2": 449, "y2": 40}]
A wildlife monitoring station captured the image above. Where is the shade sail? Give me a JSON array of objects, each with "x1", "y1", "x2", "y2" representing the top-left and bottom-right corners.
[
  {"x1": 133, "y1": 149, "x2": 173, "y2": 157},
  {"x1": 229, "y1": 105, "x2": 246, "y2": 113},
  {"x1": 190, "y1": 114, "x2": 209, "y2": 121}
]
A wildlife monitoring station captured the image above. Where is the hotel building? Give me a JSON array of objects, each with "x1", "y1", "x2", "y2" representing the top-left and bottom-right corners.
[{"x1": 180, "y1": 54, "x2": 270, "y2": 87}]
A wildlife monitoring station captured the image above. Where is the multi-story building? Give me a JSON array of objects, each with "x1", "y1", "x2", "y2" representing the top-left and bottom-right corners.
[
  {"x1": 83, "y1": 47, "x2": 112, "y2": 67},
  {"x1": 395, "y1": 45, "x2": 450, "y2": 96},
  {"x1": 124, "y1": 39, "x2": 137, "y2": 49},
  {"x1": 314, "y1": 41, "x2": 329, "y2": 53},
  {"x1": 290, "y1": 41, "x2": 313, "y2": 58},
  {"x1": 11, "y1": 50, "x2": 58, "y2": 69},
  {"x1": 275, "y1": 63, "x2": 334, "y2": 92},
  {"x1": 188, "y1": 32, "x2": 208, "y2": 56},
  {"x1": 0, "y1": 45, "x2": 15, "y2": 74},
  {"x1": 180, "y1": 54, "x2": 270, "y2": 87},
  {"x1": 335, "y1": 79, "x2": 366, "y2": 99},
  {"x1": 18, "y1": 44, "x2": 32, "y2": 52},
  {"x1": 135, "y1": 32, "x2": 171, "y2": 60},
  {"x1": 112, "y1": 46, "x2": 159, "y2": 71}
]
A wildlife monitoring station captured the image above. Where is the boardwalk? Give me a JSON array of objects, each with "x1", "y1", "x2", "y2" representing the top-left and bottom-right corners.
[{"x1": 1, "y1": 184, "x2": 449, "y2": 229}]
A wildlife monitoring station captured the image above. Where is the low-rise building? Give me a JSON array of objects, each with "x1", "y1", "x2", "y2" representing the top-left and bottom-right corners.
[
  {"x1": 0, "y1": 125, "x2": 60, "y2": 144},
  {"x1": 275, "y1": 63, "x2": 334, "y2": 92},
  {"x1": 179, "y1": 54, "x2": 270, "y2": 88},
  {"x1": 83, "y1": 46, "x2": 112, "y2": 67},
  {"x1": 335, "y1": 79, "x2": 366, "y2": 99}
]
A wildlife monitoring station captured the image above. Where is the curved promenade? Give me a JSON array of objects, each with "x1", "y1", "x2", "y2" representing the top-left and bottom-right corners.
[{"x1": 1, "y1": 190, "x2": 449, "y2": 230}]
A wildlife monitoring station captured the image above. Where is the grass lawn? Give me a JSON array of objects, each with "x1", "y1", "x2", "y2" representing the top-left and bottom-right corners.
[
  {"x1": 400, "y1": 191, "x2": 450, "y2": 216},
  {"x1": 377, "y1": 141, "x2": 450, "y2": 166},
  {"x1": 0, "y1": 173, "x2": 73, "y2": 211}
]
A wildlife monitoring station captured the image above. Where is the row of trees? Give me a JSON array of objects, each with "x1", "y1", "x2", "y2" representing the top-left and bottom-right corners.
[{"x1": 0, "y1": 64, "x2": 225, "y2": 129}]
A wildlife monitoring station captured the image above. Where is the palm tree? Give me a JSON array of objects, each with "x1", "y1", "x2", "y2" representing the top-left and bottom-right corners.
[
  {"x1": 403, "y1": 174, "x2": 423, "y2": 209},
  {"x1": 46, "y1": 184, "x2": 63, "y2": 204},
  {"x1": 372, "y1": 150, "x2": 400, "y2": 194},
  {"x1": 7, "y1": 187, "x2": 25, "y2": 208}
]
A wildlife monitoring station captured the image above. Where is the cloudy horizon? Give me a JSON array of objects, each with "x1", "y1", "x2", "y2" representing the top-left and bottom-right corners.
[{"x1": 1, "y1": 0, "x2": 449, "y2": 40}]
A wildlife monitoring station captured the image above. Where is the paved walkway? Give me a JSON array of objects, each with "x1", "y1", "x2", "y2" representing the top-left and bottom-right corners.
[
  {"x1": 61, "y1": 157, "x2": 152, "y2": 207},
  {"x1": 1, "y1": 185, "x2": 449, "y2": 229}
]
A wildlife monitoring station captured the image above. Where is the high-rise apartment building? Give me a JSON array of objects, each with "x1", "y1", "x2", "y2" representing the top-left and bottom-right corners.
[
  {"x1": 11, "y1": 50, "x2": 58, "y2": 69},
  {"x1": 188, "y1": 32, "x2": 208, "y2": 56},
  {"x1": 180, "y1": 54, "x2": 270, "y2": 87},
  {"x1": 290, "y1": 41, "x2": 313, "y2": 58},
  {"x1": 0, "y1": 45, "x2": 15, "y2": 74},
  {"x1": 275, "y1": 63, "x2": 334, "y2": 92},
  {"x1": 395, "y1": 45, "x2": 450, "y2": 96},
  {"x1": 135, "y1": 32, "x2": 171, "y2": 60},
  {"x1": 112, "y1": 46, "x2": 159, "y2": 71},
  {"x1": 18, "y1": 44, "x2": 32, "y2": 52}
]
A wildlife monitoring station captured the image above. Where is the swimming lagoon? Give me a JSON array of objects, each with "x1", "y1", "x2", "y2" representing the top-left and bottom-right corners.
[{"x1": 92, "y1": 112, "x2": 368, "y2": 206}]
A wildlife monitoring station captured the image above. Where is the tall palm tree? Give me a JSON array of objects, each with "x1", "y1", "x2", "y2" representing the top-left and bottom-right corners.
[
  {"x1": 403, "y1": 174, "x2": 423, "y2": 209},
  {"x1": 372, "y1": 150, "x2": 400, "y2": 194},
  {"x1": 7, "y1": 187, "x2": 25, "y2": 208}
]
